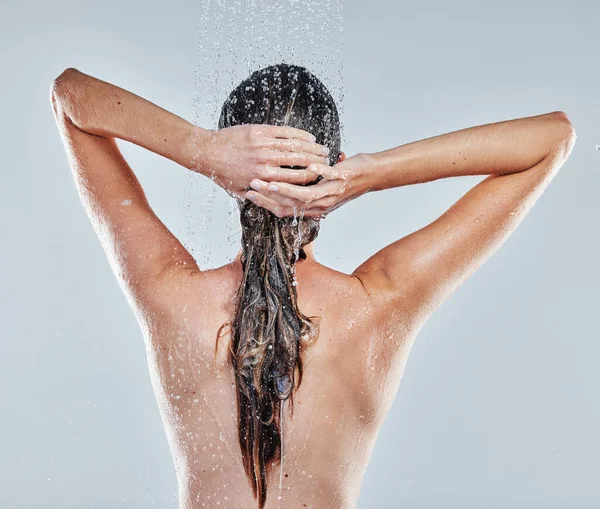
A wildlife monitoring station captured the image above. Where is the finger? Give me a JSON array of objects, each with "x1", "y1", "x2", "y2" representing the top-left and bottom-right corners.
[
  {"x1": 306, "y1": 162, "x2": 341, "y2": 180},
  {"x1": 264, "y1": 138, "x2": 330, "y2": 158},
  {"x1": 261, "y1": 125, "x2": 317, "y2": 143},
  {"x1": 247, "y1": 189, "x2": 323, "y2": 218},
  {"x1": 254, "y1": 179, "x2": 340, "y2": 203},
  {"x1": 246, "y1": 191, "x2": 297, "y2": 218},
  {"x1": 302, "y1": 208, "x2": 326, "y2": 219},
  {"x1": 264, "y1": 167, "x2": 320, "y2": 185},
  {"x1": 250, "y1": 178, "x2": 308, "y2": 205},
  {"x1": 251, "y1": 185, "x2": 305, "y2": 209},
  {"x1": 267, "y1": 150, "x2": 328, "y2": 167}
]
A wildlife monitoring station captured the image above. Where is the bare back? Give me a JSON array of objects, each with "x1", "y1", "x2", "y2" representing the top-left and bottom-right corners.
[{"x1": 146, "y1": 259, "x2": 414, "y2": 509}]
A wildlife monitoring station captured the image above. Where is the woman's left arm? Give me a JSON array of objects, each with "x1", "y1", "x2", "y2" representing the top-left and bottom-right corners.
[{"x1": 50, "y1": 68, "x2": 327, "y2": 310}]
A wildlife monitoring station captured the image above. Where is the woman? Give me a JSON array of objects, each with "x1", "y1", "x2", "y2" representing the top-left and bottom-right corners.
[{"x1": 51, "y1": 64, "x2": 575, "y2": 509}]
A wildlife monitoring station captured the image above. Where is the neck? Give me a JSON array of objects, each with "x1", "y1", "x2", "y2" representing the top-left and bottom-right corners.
[
  {"x1": 301, "y1": 242, "x2": 315, "y2": 260},
  {"x1": 233, "y1": 241, "x2": 316, "y2": 264}
]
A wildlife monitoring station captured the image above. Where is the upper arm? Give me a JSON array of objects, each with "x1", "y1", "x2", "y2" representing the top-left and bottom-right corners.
[
  {"x1": 51, "y1": 94, "x2": 198, "y2": 310},
  {"x1": 353, "y1": 127, "x2": 576, "y2": 326}
]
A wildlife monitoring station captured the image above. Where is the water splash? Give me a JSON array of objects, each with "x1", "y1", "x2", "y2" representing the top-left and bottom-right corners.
[
  {"x1": 279, "y1": 400, "x2": 285, "y2": 492},
  {"x1": 184, "y1": 0, "x2": 345, "y2": 268},
  {"x1": 182, "y1": 1, "x2": 345, "y2": 504},
  {"x1": 291, "y1": 206, "x2": 305, "y2": 287}
]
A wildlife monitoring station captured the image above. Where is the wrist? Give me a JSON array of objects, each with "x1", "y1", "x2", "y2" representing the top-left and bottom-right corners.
[
  {"x1": 351, "y1": 152, "x2": 383, "y2": 195},
  {"x1": 182, "y1": 125, "x2": 213, "y2": 175},
  {"x1": 360, "y1": 150, "x2": 400, "y2": 192}
]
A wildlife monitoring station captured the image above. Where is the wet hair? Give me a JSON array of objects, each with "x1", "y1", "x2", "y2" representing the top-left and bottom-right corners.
[{"x1": 216, "y1": 63, "x2": 341, "y2": 508}]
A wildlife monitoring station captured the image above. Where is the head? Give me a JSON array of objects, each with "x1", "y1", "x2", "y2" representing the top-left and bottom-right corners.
[{"x1": 217, "y1": 63, "x2": 341, "y2": 507}]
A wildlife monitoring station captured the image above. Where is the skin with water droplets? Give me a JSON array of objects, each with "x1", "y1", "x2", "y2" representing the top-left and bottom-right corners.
[{"x1": 51, "y1": 0, "x2": 574, "y2": 503}]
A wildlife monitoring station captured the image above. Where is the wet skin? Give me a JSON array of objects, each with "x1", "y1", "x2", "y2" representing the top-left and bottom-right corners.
[
  {"x1": 146, "y1": 250, "x2": 410, "y2": 508},
  {"x1": 50, "y1": 68, "x2": 575, "y2": 508}
]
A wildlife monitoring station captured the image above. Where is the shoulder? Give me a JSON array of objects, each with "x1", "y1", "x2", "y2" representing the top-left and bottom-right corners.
[{"x1": 139, "y1": 263, "x2": 241, "y2": 336}]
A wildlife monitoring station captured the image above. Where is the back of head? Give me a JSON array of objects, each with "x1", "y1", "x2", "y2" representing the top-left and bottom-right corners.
[{"x1": 217, "y1": 63, "x2": 341, "y2": 508}]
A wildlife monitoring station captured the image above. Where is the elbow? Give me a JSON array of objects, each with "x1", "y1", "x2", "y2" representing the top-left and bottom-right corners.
[
  {"x1": 50, "y1": 68, "x2": 83, "y2": 120},
  {"x1": 50, "y1": 68, "x2": 80, "y2": 107},
  {"x1": 549, "y1": 110, "x2": 577, "y2": 143},
  {"x1": 547, "y1": 111, "x2": 577, "y2": 159}
]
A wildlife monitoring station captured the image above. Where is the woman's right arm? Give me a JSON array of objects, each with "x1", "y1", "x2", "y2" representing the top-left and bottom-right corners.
[{"x1": 248, "y1": 112, "x2": 576, "y2": 323}]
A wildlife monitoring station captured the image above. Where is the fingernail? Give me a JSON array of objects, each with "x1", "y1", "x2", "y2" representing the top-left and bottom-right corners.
[
  {"x1": 321, "y1": 146, "x2": 330, "y2": 156},
  {"x1": 250, "y1": 179, "x2": 263, "y2": 190},
  {"x1": 307, "y1": 165, "x2": 318, "y2": 173},
  {"x1": 246, "y1": 192, "x2": 256, "y2": 201},
  {"x1": 267, "y1": 183, "x2": 279, "y2": 192}
]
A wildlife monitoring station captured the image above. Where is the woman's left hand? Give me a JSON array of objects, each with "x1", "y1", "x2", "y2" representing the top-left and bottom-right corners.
[{"x1": 191, "y1": 124, "x2": 331, "y2": 199}]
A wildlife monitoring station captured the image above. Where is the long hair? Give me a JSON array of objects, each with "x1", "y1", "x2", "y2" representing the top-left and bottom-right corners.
[{"x1": 217, "y1": 63, "x2": 341, "y2": 507}]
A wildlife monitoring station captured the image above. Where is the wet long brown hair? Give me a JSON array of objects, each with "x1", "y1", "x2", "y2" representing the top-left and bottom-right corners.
[{"x1": 217, "y1": 64, "x2": 341, "y2": 508}]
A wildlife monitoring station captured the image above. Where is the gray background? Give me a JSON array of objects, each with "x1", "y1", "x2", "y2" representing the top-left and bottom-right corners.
[{"x1": 1, "y1": 0, "x2": 599, "y2": 508}]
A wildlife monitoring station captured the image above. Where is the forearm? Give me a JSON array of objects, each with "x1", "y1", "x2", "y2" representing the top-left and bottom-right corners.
[
  {"x1": 363, "y1": 111, "x2": 574, "y2": 192},
  {"x1": 51, "y1": 68, "x2": 205, "y2": 171}
]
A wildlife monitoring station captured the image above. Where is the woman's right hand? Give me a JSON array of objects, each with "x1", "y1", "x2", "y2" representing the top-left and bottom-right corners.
[{"x1": 244, "y1": 152, "x2": 377, "y2": 218}]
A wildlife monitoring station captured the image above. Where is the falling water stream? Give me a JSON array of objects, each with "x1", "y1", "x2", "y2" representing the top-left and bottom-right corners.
[
  {"x1": 184, "y1": 0, "x2": 345, "y2": 268},
  {"x1": 183, "y1": 0, "x2": 345, "y2": 502},
  {"x1": 279, "y1": 400, "x2": 285, "y2": 494}
]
